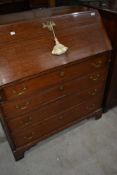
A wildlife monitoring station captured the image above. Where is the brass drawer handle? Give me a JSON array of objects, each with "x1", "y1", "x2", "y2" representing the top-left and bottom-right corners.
[
  {"x1": 92, "y1": 60, "x2": 102, "y2": 68},
  {"x1": 15, "y1": 101, "x2": 30, "y2": 110},
  {"x1": 89, "y1": 74, "x2": 100, "y2": 81},
  {"x1": 60, "y1": 71, "x2": 65, "y2": 77},
  {"x1": 88, "y1": 89, "x2": 97, "y2": 96},
  {"x1": 20, "y1": 116, "x2": 32, "y2": 126},
  {"x1": 24, "y1": 132, "x2": 34, "y2": 140},
  {"x1": 13, "y1": 86, "x2": 27, "y2": 96}
]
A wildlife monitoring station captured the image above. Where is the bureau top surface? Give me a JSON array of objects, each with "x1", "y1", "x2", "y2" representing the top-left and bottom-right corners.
[{"x1": 0, "y1": 8, "x2": 111, "y2": 87}]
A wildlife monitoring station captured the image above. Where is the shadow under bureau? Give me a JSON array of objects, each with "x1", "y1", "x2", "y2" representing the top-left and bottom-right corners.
[{"x1": 0, "y1": 7, "x2": 111, "y2": 160}]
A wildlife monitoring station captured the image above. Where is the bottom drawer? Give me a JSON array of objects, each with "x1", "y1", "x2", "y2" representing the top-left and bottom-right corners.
[{"x1": 12, "y1": 96, "x2": 102, "y2": 147}]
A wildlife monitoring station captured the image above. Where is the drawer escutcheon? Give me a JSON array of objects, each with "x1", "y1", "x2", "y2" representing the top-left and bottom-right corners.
[
  {"x1": 60, "y1": 71, "x2": 65, "y2": 77},
  {"x1": 59, "y1": 85, "x2": 64, "y2": 91}
]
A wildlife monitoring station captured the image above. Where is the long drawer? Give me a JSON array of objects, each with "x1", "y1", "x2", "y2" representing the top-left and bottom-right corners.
[
  {"x1": 7, "y1": 84, "x2": 104, "y2": 133},
  {"x1": 2, "y1": 67, "x2": 108, "y2": 118},
  {"x1": 11, "y1": 96, "x2": 102, "y2": 147},
  {"x1": 3, "y1": 54, "x2": 108, "y2": 101}
]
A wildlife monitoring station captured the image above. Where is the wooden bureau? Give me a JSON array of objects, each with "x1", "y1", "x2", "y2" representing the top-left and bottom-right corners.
[{"x1": 0, "y1": 7, "x2": 111, "y2": 160}]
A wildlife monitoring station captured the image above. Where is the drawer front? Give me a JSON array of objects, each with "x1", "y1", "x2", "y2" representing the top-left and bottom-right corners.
[
  {"x1": 2, "y1": 67, "x2": 107, "y2": 118},
  {"x1": 12, "y1": 96, "x2": 102, "y2": 147},
  {"x1": 7, "y1": 84, "x2": 104, "y2": 132},
  {"x1": 3, "y1": 54, "x2": 108, "y2": 101}
]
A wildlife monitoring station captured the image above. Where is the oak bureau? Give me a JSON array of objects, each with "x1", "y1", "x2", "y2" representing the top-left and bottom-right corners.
[{"x1": 0, "y1": 7, "x2": 111, "y2": 160}]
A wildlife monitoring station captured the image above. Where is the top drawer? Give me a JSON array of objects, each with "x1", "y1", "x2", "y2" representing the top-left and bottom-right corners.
[{"x1": 3, "y1": 54, "x2": 108, "y2": 101}]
